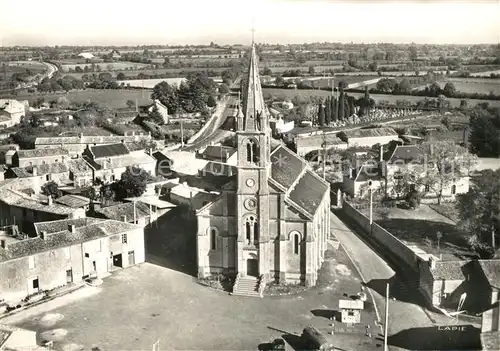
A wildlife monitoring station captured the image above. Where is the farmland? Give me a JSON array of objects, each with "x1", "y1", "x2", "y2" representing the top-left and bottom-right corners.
[
  {"x1": 440, "y1": 78, "x2": 500, "y2": 95},
  {"x1": 1, "y1": 61, "x2": 47, "y2": 78},
  {"x1": 60, "y1": 62, "x2": 150, "y2": 72},
  {"x1": 66, "y1": 67, "x2": 228, "y2": 80},
  {"x1": 263, "y1": 88, "x2": 500, "y2": 108},
  {"x1": 11, "y1": 89, "x2": 152, "y2": 109}
]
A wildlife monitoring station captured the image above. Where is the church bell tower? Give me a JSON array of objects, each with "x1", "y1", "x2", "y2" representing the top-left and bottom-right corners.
[{"x1": 235, "y1": 42, "x2": 272, "y2": 278}]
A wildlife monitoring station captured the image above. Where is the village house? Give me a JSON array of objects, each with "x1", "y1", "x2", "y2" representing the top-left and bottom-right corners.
[
  {"x1": 0, "y1": 184, "x2": 86, "y2": 234},
  {"x1": 0, "y1": 99, "x2": 28, "y2": 127},
  {"x1": 339, "y1": 299, "x2": 364, "y2": 324},
  {"x1": 122, "y1": 195, "x2": 176, "y2": 222},
  {"x1": 34, "y1": 132, "x2": 152, "y2": 157},
  {"x1": 0, "y1": 217, "x2": 144, "y2": 304},
  {"x1": 93, "y1": 202, "x2": 151, "y2": 226},
  {"x1": 295, "y1": 133, "x2": 348, "y2": 157},
  {"x1": 148, "y1": 100, "x2": 169, "y2": 124},
  {"x1": 343, "y1": 144, "x2": 470, "y2": 200},
  {"x1": 338, "y1": 127, "x2": 399, "y2": 148},
  {"x1": 82, "y1": 143, "x2": 157, "y2": 184},
  {"x1": 54, "y1": 194, "x2": 91, "y2": 212},
  {"x1": 0, "y1": 144, "x2": 19, "y2": 165},
  {"x1": 5, "y1": 158, "x2": 93, "y2": 190},
  {"x1": 12, "y1": 148, "x2": 69, "y2": 168}
]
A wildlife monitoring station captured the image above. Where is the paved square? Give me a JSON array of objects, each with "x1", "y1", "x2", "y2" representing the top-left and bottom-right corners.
[{"x1": 6, "y1": 247, "x2": 379, "y2": 351}]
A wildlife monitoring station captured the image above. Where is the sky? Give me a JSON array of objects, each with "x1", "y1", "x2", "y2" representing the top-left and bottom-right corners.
[{"x1": 1, "y1": 0, "x2": 499, "y2": 46}]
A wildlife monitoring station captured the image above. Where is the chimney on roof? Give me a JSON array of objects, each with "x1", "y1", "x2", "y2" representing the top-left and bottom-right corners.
[
  {"x1": 122, "y1": 215, "x2": 127, "y2": 223},
  {"x1": 40, "y1": 231, "x2": 47, "y2": 240},
  {"x1": 68, "y1": 224, "x2": 75, "y2": 233},
  {"x1": 379, "y1": 145, "x2": 383, "y2": 162},
  {"x1": 32, "y1": 165, "x2": 38, "y2": 177},
  {"x1": 47, "y1": 195, "x2": 53, "y2": 206}
]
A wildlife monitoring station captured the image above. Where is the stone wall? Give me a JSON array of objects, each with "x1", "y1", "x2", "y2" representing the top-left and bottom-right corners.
[{"x1": 342, "y1": 201, "x2": 419, "y2": 273}]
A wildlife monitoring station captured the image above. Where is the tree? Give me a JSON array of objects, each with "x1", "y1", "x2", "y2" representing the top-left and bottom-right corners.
[
  {"x1": 443, "y1": 82, "x2": 457, "y2": 97},
  {"x1": 41, "y1": 181, "x2": 62, "y2": 199},
  {"x1": 152, "y1": 81, "x2": 180, "y2": 114},
  {"x1": 324, "y1": 96, "x2": 331, "y2": 125},
  {"x1": 397, "y1": 78, "x2": 411, "y2": 94},
  {"x1": 308, "y1": 66, "x2": 315, "y2": 75},
  {"x1": 262, "y1": 67, "x2": 272, "y2": 76},
  {"x1": 219, "y1": 83, "x2": 230, "y2": 94},
  {"x1": 338, "y1": 88, "x2": 345, "y2": 120},
  {"x1": 148, "y1": 105, "x2": 164, "y2": 125},
  {"x1": 317, "y1": 103, "x2": 325, "y2": 127},
  {"x1": 415, "y1": 141, "x2": 477, "y2": 204},
  {"x1": 469, "y1": 107, "x2": 500, "y2": 157},
  {"x1": 406, "y1": 188, "x2": 421, "y2": 209},
  {"x1": 459, "y1": 99, "x2": 469, "y2": 109},
  {"x1": 114, "y1": 166, "x2": 152, "y2": 200},
  {"x1": 437, "y1": 94, "x2": 449, "y2": 111},
  {"x1": 457, "y1": 169, "x2": 500, "y2": 258},
  {"x1": 376, "y1": 78, "x2": 397, "y2": 93},
  {"x1": 436, "y1": 231, "x2": 443, "y2": 254},
  {"x1": 116, "y1": 72, "x2": 126, "y2": 80},
  {"x1": 409, "y1": 45, "x2": 418, "y2": 60},
  {"x1": 368, "y1": 62, "x2": 378, "y2": 72},
  {"x1": 126, "y1": 99, "x2": 135, "y2": 109},
  {"x1": 207, "y1": 95, "x2": 217, "y2": 108},
  {"x1": 331, "y1": 96, "x2": 338, "y2": 122},
  {"x1": 275, "y1": 76, "x2": 285, "y2": 87}
]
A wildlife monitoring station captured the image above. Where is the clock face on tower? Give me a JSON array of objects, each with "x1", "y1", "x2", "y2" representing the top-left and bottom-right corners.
[{"x1": 246, "y1": 178, "x2": 255, "y2": 187}]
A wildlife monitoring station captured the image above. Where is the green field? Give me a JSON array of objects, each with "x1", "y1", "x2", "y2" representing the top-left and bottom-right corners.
[
  {"x1": 1, "y1": 62, "x2": 46, "y2": 79},
  {"x1": 263, "y1": 88, "x2": 500, "y2": 108},
  {"x1": 12, "y1": 89, "x2": 153, "y2": 109},
  {"x1": 61, "y1": 62, "x2": 150, "y2": 72},
  {"x1": 441, "y1": 78, "x2": 500, "y2": 95},
  {"x1": 66, "y1": 67, "x2": 228, "y2": 79}
]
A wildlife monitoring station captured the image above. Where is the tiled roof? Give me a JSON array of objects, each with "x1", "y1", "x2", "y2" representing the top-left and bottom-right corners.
[
  {"x1": 0, "y1": 218, "x2": 141, "y2": 263},
  {"x1": 201, "y1": 146, "x2": 236, "y2": 161},
  {"x1": 16, "y1": 148, "x2": 68, "y2": 158},
  {"x1": 8, "y1": 159, "x2": 91, "y2": 178},
  {"x1": 55, "y1": 194, "x2": 91, "y2": 208},
  {"x1": 125, "y1": 142, "x2": 147, "y2": 152},
  {"x1": 289, "y1": 170, "x2": 328, "y2": 215},
  {"x1": 355, "y1": 165, "x2": 383, "y2": 182},
  {"x1": 478, "y1": 260, "x2": 500, "y2": 289},
  {"x1": 34, "y1": 217, "x2": 104, "y2": 235},
  {"x1": 85, "y1": 153, "x2": 156, "y2": 171},
  {"x1": 95, "y1": 202, "x2": 150, "y2": 221},
  {"x1": 0, "y1": 189, "x2": 78, "y2": 215},
  {"x1": 343, "y1": 127, "x2": 398, "y2": 139},
  {"x1": 296, "y1": 134, "x2": 346, "y2": 148},
  {"x1": 386, "y1": 145, "x2": 425, "y2": 163},
  {"x1": 270, "y1": 145, "x2": 306, "y2": 189},
  {"x1": 90, "y1": 143, "x2": 129, "y2": 159},
  {"x1": 34, "y1": 134, "x2": 150, "y2": 146},
  {"x1": 430, "y1": 260, "x2": 467, "y2": 280}
]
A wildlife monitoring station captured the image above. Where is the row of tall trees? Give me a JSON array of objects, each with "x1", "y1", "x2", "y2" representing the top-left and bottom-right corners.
[{"x1": 316, "y1": 88, "x2": 375, "y2": 126}]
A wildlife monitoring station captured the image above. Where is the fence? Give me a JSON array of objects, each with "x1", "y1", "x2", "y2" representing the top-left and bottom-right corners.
[{"x1": 342, "y1": 201, "x2": 420, "y2": 273}]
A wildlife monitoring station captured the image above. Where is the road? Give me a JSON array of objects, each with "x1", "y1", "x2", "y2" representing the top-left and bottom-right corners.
[
  {"x1": 0, "y1": 61, "x2": 58, "y2": 93},
  {"x1": 329, "y1": 210, "x2": 457, "y2": 350},
  {"x1": 183, "y1": 78, "x2": 241, "y2": 151}
]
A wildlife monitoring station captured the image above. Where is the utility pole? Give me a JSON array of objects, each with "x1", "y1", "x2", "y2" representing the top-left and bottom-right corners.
[
  {"x1": 322, "y1": 131, "x2": 327, "y2": 180},
  {"x1": 384, "y1": 283, "x2": 389, "y2": 351},
  {"x1": 369, "y1": 181, "x2": 373, "y2": 225},
  {"x1": 180, "y1": 121, "x2": 184, "y2": 148}
]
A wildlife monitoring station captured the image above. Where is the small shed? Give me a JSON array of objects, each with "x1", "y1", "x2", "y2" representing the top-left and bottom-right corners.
[
  {"x1": 339, "y1": 299, "x2": 364, "y2": 324},
  {"x1": 301, "y1": 326, "x2": 335, "y2": 351}
]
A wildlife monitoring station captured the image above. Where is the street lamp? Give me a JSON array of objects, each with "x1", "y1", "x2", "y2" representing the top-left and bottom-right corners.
[{"x1": 368, "y1": 181, "x2": 373, "y2": 225}]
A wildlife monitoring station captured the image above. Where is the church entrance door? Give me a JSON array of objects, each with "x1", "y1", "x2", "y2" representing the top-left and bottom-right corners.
[{"x1": 246, "y1": 259, "x2": 259, "y2": 277}]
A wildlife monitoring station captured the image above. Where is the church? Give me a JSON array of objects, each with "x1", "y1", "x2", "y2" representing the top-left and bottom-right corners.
[{"x1": 196, "y1": 43, "x2": 330, "y2": 289}]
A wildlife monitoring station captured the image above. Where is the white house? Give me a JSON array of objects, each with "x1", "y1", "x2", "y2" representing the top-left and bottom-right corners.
[{"x1": 78, "y1": 52, "x2": 95, "y2": 59}]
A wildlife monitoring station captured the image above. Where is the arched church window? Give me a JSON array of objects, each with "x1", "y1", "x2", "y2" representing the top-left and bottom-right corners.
[
  {"x1": 252, "y1": 142, "x2": 259, "y2": 163},
  {"x1": 246, "y1": 222, "x2": 251, "y2": 243},
  {"x1": 246, "y1": 141, "x2": 253, "y2": 162},
  {"x1": 210, "y1": 229, "x2": 217, "y2": 250},
  {"x1": 291, "y1": 232, "x2": 301, "y2": 255},
  {"x1": 254, "y1": 222, "x2": 259, "y2": 243}
]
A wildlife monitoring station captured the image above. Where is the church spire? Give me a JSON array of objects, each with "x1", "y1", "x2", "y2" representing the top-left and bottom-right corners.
[{"x1": 239, "y1": 42, "x2": 268, "y2": 133}]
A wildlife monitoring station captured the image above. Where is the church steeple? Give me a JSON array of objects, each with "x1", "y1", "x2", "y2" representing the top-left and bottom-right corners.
[{"x1": 238, "y1": 43, "x2": 268, "y2": 133}]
